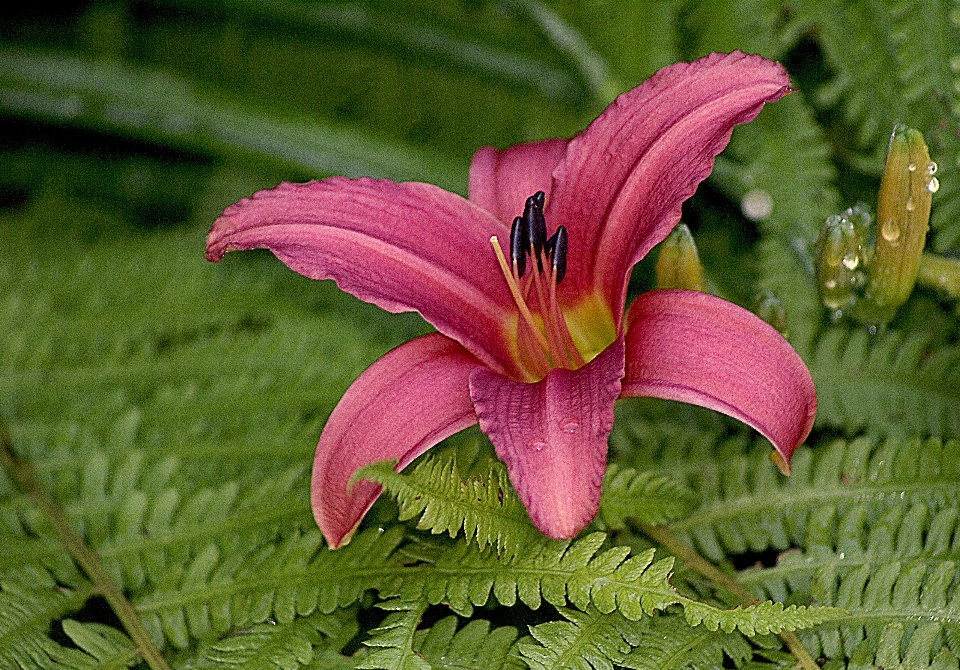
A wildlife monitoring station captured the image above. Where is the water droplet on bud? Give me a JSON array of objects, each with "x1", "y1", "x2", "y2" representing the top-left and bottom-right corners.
[
  {"x1": 881, "y1": 218, "x2": 901, "y2": 242},
  {"x1": 927, "y1": 177, "x2": 940, "y2": 193},
  {"x1": 927, "y1": 161, "x2": 938, "y2": 175},
  {"x1": 842, "y1": 253, "x2": 859, "y2": 270},
  {"x1": 908, "y1": 162, "x2": 917, "y2": 172},
  {"x1": 905, "y1": 197, "x2": 915, "y2": 212}
]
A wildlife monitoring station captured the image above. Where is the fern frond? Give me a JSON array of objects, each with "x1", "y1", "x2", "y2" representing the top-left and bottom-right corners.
[
  {"x1": 517, "y1": 607, "x2": 637, "y2": 670},
  {"x1": 356, "y1": 455, "x2": 544, "y2": 559},
  {"x1": 54, "y1": 620, "x2": 138, "y2": 669},
  {"x1": 616, "y1": 613, "x2": 752, "y2": 670},
  {"x1": 0, "y1": 570, "x2": 94, "y2": 670},
  {"x1": 399, "y1": 531, "x2": 843, "y2": 635},
  {"x1": 135, "y1": 525, "x2": 407, "y2": 649},
  {"x1": 355, "y1": 596, "x2": 431, "y2": 670},
  {"x1": 681, "y1": 600, "x2": 843, "y2": 636},
  {"x1": 668, "y1": 436, "x2": 960, "y2": 564},
  {"x1": 413, "y1": 616, "x2": 519, "y2": 670},
  {"x1": 599, "y1": 464, "x2": 697, "y2": 529},
  {"x1": 810, "y1": 328, "x2": 960, "y2": 438},
  {"x1": 183, "y1": 611, "x2": 355, "y2": 670},
  {"x1": 793, "y1": 557, "x2": 960, "y2": 662}
]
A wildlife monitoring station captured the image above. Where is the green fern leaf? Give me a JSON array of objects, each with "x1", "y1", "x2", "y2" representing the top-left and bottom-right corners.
[
  {"x1": 356, "y1": 597, "x2": 431, "y2": 670},
  {"x1": 135, "y1": 525, "x2": 408, "y2": 649},
  {"x1": 616, "y1": 613, "x2": 751, "y2": 670},
  {"x1": 184, "y1": 611, "x2": 354, "y2": 670},
  {"x1": 810, "y1": 327, "x2": 960, "y2": 438},
  {"x1": 356, "y1": 455, "x2": 544, "y2": 559},
  {"x1": 0, "y1": 570, "x2": 94, "y2": 670},
  {"x1": 413, "y1": 615, "x2": 519, "y2": 670},
  {"x1": 681, "y1": 600, "x2": 844, "y2": 636},
  {"x1": 57, "y1": 620, "x2": 138, "y2": 669},
  {"x1": 518, "y1": 607, "x2": 637, "y2": 670},
  {"x1": 668, "y1": 437, "x2": 960, "y2": 564},
  {"x1": 599, "y1": 463, "x2": 697, "y2": 529}
]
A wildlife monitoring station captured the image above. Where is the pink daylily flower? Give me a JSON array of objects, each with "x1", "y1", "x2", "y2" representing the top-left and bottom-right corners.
[{"x1": 206, "y1": 52, "x2": 816, "y2": 547}]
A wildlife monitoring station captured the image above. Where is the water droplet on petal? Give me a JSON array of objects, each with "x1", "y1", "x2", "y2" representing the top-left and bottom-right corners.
[
  {"x1": 881, "y1": 218, "x2": 901, "y2": 242},
  {"x1": 927, "y1": 161, "x2": 938, "y2": 175},
  {"x1": 927, "y1": 176, "x2": 940, "y2": 193},
  {"x1": 559, "y1": 417, "x2": 580, "y2": 434},
  {"x1": 526, "y1": 439, "x2": 546, "y2": 452},
  {"x1": 841, "y1": 253, "x2": 859, "y2": 270}
]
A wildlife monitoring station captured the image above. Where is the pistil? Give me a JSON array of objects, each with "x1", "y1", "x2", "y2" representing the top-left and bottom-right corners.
[{"x1": 490, "y1": 191, "x2": 585, "y2": 374}]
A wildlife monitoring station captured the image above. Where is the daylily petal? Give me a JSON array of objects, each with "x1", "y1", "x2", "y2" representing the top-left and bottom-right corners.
[
  {"x1": 469, "y1": 338, "x2": 624, "y2": 539},
  {"x1": 620, "y1": 290, "x2": 816, "y2": 471},
  {"x1": 468, "y1": 138, "x2": 569, "y2": 225},
  {"x1": 312, "y1": 333, "x2": 481, "y2": 548},
  {"x1": 206, "y1": 178, "x2": 523, "y2": 377},
  {"x1": 549, "y1": 52, "x2": 791, "y2": 317}
]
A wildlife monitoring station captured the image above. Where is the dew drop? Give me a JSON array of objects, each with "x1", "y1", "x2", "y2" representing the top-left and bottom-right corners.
[
  {"x1": 927, "y1": 176, "x2": 940, "y2": 193},
  {"x1": 905, "y1": 197, "x2": 915, "y2": 212},
  {"x1": 824, "y1": 279, "x2": 837, "y2": 290},
  {"x1": 527, "y1": 439, "x2": 546, "y2": 452},
  {"x1": 841, "y1": 253, "x2": 859, "y2": 270},
  {"x1": 927, "y1": 161, "x2": 938, "y2": 175},
  {"x1": 881, "y1": 218, "x2": 901, "y2": 242},
  {"x1": 908, "y1": 162, "x2": 917, "y2": 172},
  {"x1": 559, "y1": 417, "x2": 580, "y2": 434}
]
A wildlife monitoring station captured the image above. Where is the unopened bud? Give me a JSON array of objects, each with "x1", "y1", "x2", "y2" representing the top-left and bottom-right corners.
[
  {"x1": 814, "y1": 206, "x2": 869, "y2": 317},
  {"x1": 754, "y1": 290, "x2": 788, "y2": 336},
  {"x1": 656, "y1": 224, "x2": 706, "y2": 292},
  {"x1": 856, "y1": 124, "x2": 937, "y2": 324}
]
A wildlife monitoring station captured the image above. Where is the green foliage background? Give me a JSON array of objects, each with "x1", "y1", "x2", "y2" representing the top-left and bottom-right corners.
[{"x1": 2, "y1": 1, "x2": 960, "y2": 668}]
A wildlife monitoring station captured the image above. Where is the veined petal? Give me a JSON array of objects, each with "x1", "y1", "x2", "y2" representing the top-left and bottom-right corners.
[
  {"x1": 549, "y1": 52, "x2": 791, "y2": 318},
  {"x1": 469, "y1": 338, "x2": 624, "y2": 539},
  {"x1": 468, "y1": 138, "x2": 568, "y2": 225},
  {"x1": 206, "y1": 177, "x2": 523, "y2": 376},
  {"x1": 621, "y1": 290, "x2": 816, "y2": 471},
  {"x1": 312, "y1": 333, "x2": 481, "y2": 548}
]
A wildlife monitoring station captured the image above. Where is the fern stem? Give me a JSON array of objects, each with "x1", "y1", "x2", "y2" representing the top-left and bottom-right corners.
[
  {"x1": 0, "y1": 420, "x2": 173, "y2": 670},
  {"x1": 637, "y1": 523, "x2": 820, "y2": 670}
]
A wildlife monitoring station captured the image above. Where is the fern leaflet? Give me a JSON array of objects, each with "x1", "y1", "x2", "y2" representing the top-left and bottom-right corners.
[{"x1": 355, "y1": 596, "x2": 431, "y2": 670}]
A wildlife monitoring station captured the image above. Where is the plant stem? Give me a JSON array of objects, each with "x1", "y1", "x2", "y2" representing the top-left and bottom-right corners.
[
  {"x1": 916, "y1": 252, "x2": 960, "y2": 298},
  {"x1": 639, "y1": 522, "x2": 821, "y2": 670},
  {"x1": 0, "y1": 420, "x2": 172, "y2": 670}
]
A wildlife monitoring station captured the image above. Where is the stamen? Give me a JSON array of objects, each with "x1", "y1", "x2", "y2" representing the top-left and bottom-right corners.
[
  {"x1": 523, "y1": 191, "x2": 547, "y2": 266},
  {"x1": 510, "y1": 216, "x2": 527, "y2": 278},
  {"x1": 490, "y1": 236, "x2": 551, "y2": 356},
  {"x1": 493, "y1": 194, "x2": 586, "y2": 374},
  {"x1": 546, "y1": 225, "x2": 567, "y2": 284}
]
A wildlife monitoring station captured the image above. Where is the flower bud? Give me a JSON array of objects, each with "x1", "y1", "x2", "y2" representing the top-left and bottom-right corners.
[
  {"x1": 655, "y1": 223, "x2": 706, "y2": 292},
  {"x1": 754, "y1": 290, "x2": 788, "y2": 336},
  {"x1": 814, "y1": 206, "x2": 869, "y2": 318},
  {"x1": 856, "y1": 124, "x2": 937, "y2": 324}
]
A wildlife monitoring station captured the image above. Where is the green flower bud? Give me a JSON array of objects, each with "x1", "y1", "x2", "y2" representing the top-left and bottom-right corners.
[
  {"x1": 855, "y1": 124, "x2": 938, "y2": 325},
  {"x1": 655, "y1": 223, "x2": 706, "y2": 292},
  {"x1": 814, "y1": 206, "x2": 869, "y2": 318},
  {"x1": 754, "y1": 290, "x2": 788, "y2": 337}
]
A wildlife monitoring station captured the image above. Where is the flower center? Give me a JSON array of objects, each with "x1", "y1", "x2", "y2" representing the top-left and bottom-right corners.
[{"x1": 490, "y1": 191, "x2": 586, "y2": 379}]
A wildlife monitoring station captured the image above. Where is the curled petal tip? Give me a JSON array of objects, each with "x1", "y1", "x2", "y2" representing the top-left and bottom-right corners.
[{"x1": 770, "y1": 449, "x2": 791, "y2": 477}]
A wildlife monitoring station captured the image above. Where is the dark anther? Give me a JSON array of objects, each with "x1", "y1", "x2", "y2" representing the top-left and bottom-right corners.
[
  {"x1": 510, "y1": 216, "x2": 527, "y2": 277},
  {"x1": 546, "y1": 225, "x2": 568, "y2": 284},
  {"x1": 523, "y1": 191, "x2": 547, "y2": 259}
]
